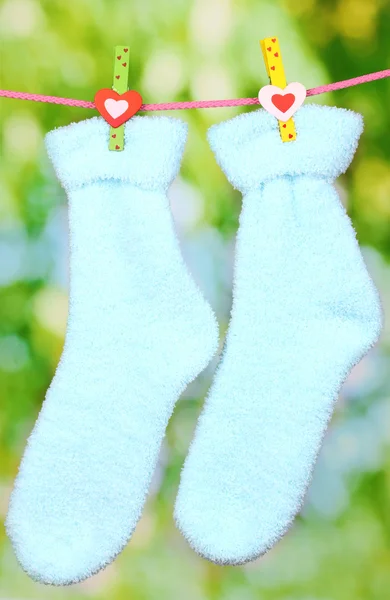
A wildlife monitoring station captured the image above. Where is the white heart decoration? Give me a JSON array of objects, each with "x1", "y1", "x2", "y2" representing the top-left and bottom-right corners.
[
  {"x1": 104, "y1": 98, "x2": 129, "y2": 119},
  {"x1": 258, "y1": 82, "x2": 307, "y2": 122}
]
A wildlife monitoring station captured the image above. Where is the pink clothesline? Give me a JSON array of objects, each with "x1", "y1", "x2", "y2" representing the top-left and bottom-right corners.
[{"x1": 1, "y1": 69, "x2": 389, "y2": 111}]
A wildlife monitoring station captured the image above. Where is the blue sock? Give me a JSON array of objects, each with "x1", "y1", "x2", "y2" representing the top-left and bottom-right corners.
[
  {"x1": 175, "y1": 105, "x2": 382, "y2": 564},
  {"x1": 6, "y1": 116, "x2": 219, "y2": 584}
]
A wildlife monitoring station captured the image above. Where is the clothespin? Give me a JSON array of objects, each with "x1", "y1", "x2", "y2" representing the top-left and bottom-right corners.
[
  {"x1": 259, "y1": 37, "x2": 297, "y2": 143},
  {"x1": 108, "y1": 45, "x2": 130, "y2": 151},
  {"x1": 94, "y1": 46, "x2": 143, "y2": 151}
]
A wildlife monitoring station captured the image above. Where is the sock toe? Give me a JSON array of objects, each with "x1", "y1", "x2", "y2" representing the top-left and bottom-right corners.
[
  {"x1": 6, "y1": 511, "x2": 112, "y2": 585},
  {"x1": 175, "y1": 485, "x2": 292, "y2": 565}
]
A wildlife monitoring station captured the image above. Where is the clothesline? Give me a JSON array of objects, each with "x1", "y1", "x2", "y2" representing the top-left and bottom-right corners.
[{"x1": 0, "y1": 69, "x2": 389, "y2": 111}]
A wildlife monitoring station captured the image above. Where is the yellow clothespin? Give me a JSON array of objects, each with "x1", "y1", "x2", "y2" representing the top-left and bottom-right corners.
[{"x1": 260, "y1": 37, "x2": 297, "y2": 142}]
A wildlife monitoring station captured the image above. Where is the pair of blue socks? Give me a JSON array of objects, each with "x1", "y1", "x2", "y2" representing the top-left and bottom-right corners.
[{"x1": 6, "y1": 105, "x2": 382, "y2": 584}]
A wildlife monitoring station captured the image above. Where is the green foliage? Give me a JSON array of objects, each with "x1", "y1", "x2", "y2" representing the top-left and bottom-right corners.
[{"x1": 1, "y1": 0, "x2": 390, "y2": 598}]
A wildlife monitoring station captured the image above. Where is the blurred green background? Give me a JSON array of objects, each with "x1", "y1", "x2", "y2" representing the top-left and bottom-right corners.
[{"x1": 1, "y1": 0, "x2": 390, "y2": 598}]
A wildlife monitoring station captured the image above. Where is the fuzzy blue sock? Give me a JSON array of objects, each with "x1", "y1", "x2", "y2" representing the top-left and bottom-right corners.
[
  {"x1": 6, "y1": 116, "x2": 219, "y2": 584},
  {"x1": 174, "y1": 105, "x2": 382, "y2": 564}
]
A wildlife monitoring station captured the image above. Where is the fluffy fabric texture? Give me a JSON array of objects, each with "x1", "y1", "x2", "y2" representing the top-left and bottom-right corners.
[
  {"x1": 174, "y1": 105, "x2": 382, "y2": 565},
  {"x1": 6, "y1": 116, "x2": 219, "y2": 585}
]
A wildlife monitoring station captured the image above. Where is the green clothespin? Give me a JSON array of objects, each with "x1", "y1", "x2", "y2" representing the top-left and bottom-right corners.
[
  {"x1": 109, "y1": 46, "x2": 130, "y2": 151},
  {"x1": 94, "y1": 46, "x2": 143, "y2": 151}
]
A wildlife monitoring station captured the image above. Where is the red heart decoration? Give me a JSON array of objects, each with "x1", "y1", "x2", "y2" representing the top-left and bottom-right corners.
[
  {"x1": 271, "y1": 38, "x2": 276, "y2": 43},
  {"x1": 117, "y1": 55, "x2": 121, "y2": 60},
  {"x1": 124, "y1": 48, "x2": 128, "y2": 53},
  {"x1": 94, "y1": 88, "x2": 143, "y2": 128},
  {"x1": 271, "y1": 93, "x2": 295, "y2": 113},
  {"x1": 267, "y1": 46, "x2": 271, "y2": 51},
  {"x1": 274, "y1": 52, "x2": 279, "y2": 57}
]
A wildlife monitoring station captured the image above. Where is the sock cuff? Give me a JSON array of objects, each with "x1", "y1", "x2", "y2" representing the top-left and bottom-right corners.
[
  {"x1": 207, "y1": 105, "x2": 363, "y2": 192},
  {"x1": 45, "y1": 115, "x2": 188, "y2": 192}
]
